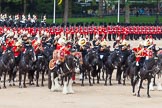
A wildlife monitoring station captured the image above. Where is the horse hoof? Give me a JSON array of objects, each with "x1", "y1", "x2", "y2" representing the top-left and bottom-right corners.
[
  {"x1": 9, "y1": 84, "x2": 12, "y2": 86},
  {"x1": 19, "y1": 86, "x2": 22, "y2": 88},
  {"x1": 81, "y1": 84, "x2": 84, "y2": 86},
  {"x1": 148, "y1": 95, "x2": 151, "y2": 98},
  {"x1": 104, "y1": 84, "x2": 107, "y2": 86},
  {"x1": 118, "y1": 82, "x2": 122, "y2": 84},
  {"x1": 89, "y1": 84, "x2": 93, "y2": 86},
  {"x1": 13, "y1": 83, "x2": 16, "y2": 86},
  {"x1": 41, "y1": 84, "x2": 44, "y2": 87},
  {"x1": 3, "y1": 86, "x2": 6, "y2": 89},
  {"x1": 110, "y1": 84, "x2": 113, "y2": 86},
  {"x1": 137, "y1": 94, "x2": 140, "y2": 97},
  {"x1": 141, "y1": 86, "x2": 144, "y2": 89},
  {"x1": 24, "y1": 86, "x2": 27, "y2": 88},
  {"x1": 36, "y1": 85, "x2": 39, "y2": 87},
  {"x1": 132, "y1": 93, "x2": 136, "y2": 96}
]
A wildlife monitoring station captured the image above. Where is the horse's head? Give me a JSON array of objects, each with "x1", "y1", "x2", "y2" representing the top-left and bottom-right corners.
[
  {"x1": 4, "y1": 49, "x2": 14, "y2": 64},
  {"x1": 111, "y1": 50, "x2": 122, "y2": 66},
  {"x1": 23, "y1": 47, "x2": 36, "y2": 62},
  {"x1": 65, "y1": 55, "x2": 80, "y2": 73},
  {"x1": 73, "y1": 56, "x2": 81, "y2": 74}
]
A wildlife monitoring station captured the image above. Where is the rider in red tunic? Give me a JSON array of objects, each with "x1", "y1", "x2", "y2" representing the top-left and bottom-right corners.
[
  {"x1": 12, "y1": 40, "x2": 23, "y2": 66},
  {"x1": 133, "y1": 42, "x2": 147, "y2": 66},
  {"x1": 5, "y1": 32, "x2": 15, "y2": 51}
]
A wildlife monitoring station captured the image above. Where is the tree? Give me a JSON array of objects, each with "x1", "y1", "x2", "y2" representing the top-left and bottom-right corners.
[
  {"x1": 0, "y1": 0, "x2": 1, "y2": 13},
  {"x1": 23, "y1": 0, "x2": 27, "y2": 15},
  {"x1": 99, "y1": 0, "x2": 104, "y2": 18},
  {"x1": 124, "y1": 0, "x2": 130, "y2": 23},
  {"x1": 63, "y1": 0, "x2": 69, "y2": 24},
  {"x1": 68, "y1": 0, "x2": 72, "y2": 18}
]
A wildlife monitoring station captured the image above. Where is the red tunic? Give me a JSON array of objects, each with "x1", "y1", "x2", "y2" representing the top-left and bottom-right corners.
[
  {"x1": 6, "y1": 39, "x2": 15, "y2": 48},
  {"x1": 56, "y1": 44, "x2": 63, "y2": 50},
  {"x1": 1, "y1": 45, "x2": 7, "y2": 52},
  {"x1": 12, "y1": 46, "x2": 21, "y2": 57}
]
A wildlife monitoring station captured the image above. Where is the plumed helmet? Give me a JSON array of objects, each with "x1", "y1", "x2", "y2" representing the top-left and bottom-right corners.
[
  {"x1": 58, "y1": 37, "x2": 66, "y2": 45},
  {"x1": 78, "y1": 38, "x2": 87, "y2": 46},
  {"x1": 15, "y1": 40, "x2": 22, "y2": 46},
  {"x1": 122, "y1": 39, "x2": 128, "y2": 46},
  {"x1": 100, "y1": 40, "x2": 107, "y2": 47}
]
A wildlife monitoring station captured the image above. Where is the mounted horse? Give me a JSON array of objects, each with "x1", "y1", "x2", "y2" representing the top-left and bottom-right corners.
[
  {"x1": 0, "y1": 49, "x2": 15, "y2": 88},
  {"x1": 81, "y1": 49, "x2": 101, "y2": 86},
  {"x1": 131, "y1": 56, "x2": 161, "y2": 97},
  {"x1": 49, "y1": 55, "x2": 80, "y2": 94},
  {"x1": 104, "y1": 49, "x2": 122, "y2": 85},
  {"x1": 149, "y1": 53, "x2": 162, "y2": 91},
  {"x1": 18, "y1": 46, "x2": 36, "y2": 88},
  {"x1": 35, "y1": 48, "x2": 48, "y2": 87}
]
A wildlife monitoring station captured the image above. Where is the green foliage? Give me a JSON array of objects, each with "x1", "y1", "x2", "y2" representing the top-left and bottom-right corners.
[{"x1": 45, "y1": 15, "x2": 162, "y2": 24}]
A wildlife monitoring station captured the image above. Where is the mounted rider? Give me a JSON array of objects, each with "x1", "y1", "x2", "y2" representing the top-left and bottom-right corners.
[
  {"x1": 133, "y1": 42, "x2": 147, "y2": 66},
  {"x1": 98, "y1": 40, "x2": 110, "y2": 63},
  {"x1": 49, "y1": 36, "x2": 70, "y2": 72},
  {"x1": 12, "y1": 39, "x2": 24, "y2": 66},
  {"x1": 113, "y1": 36, "x2": 122, "y2": 50}
]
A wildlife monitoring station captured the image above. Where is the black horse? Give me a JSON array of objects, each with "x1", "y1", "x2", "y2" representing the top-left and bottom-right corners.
[
  {"x1": 0, "y1": 49, "x2": 15, "y2": 88},
  {"x1": 131, "y1": 57, "x2": 160, "y2": 97},
  {"x1": 81, "y1": 50, "x2": 101, "y2": 86},
  {"x1": 123, "y1": 52, "x2": 136, "y2": 85},
  {"x1": 49, "y1": 55, "x2": 80, "y2": 94},
  {"x1": 116, "y1": 49, "x2": 131, "y2": 85},
  {"x1": 18, "y1": 47, "x2": 36, "y2": 88},
  {"x1": 104, "y1": 50, "x2": 122, "y2": 85},
  {"x1": 35, "y1": 49, "x2": 48, "y2": 87}
]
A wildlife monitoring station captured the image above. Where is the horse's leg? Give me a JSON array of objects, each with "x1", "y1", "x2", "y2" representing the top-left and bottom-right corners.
[
  {"x1": 48, "y1": 70, "x2": 52, "y2": 89},
  {"x1": 157, "y1": 76, "x2": 162, "y2": 90},
  {"x1": 137, "y1": 79, "x2": 143, "y2": 97},
  {"x1": 63, "y1": 76, "x2": 68, "y2": 94},
  {"x1": 147, "y1": 78, "x2": 151, "y2": 98},
  {"x1": 104, "y1": 69, "x2": 108, "y2": 86},
  {"x1": 132, "y1": 76, "x2": 138, "y2": 96},
  {"x1": 19, "y1": 72, "x2": 22, "y2": 88},
  {"x1": 8, "y1": 71, "x2": 12, "y2": 86},
  {"x1": 28, "y1": 72, "x2": 32, "y2": 85},
  {"x1": 93, "y1": 77, "x2": 95, "y2": 84},
  {"x1": 41, "y1": 71, "x2": 45, "y2": 86},
  {"x1": 81, "y1": 70, "x2": 84, "y2": 86},
  {"x1": 36, "y1": 70, "x2": 39, "y2": 87},
  {"x1": 61, "y1": 77, "x2": 64, "y2": 86},
  {"x1": 117, "y1": 68, "x2": 122, "y2": 84},
  {"x1": 109, "y1": 70, "x2": 113, "y2": 85},
  {"x1": 0, "y1": 76, "x2": 1, "y2": 89},
  {"x1": 3, "y1": 72, "x2": 7, "y2": 88},
  {"x1": 153, "y1": 76, "x2": 156, "y2": 86},
  {"x1": 12, "y1": 68, "x2": 17, "y2": 86},
  {"x1": 97, "y1": 72, "x2": 100, "y2": 84},
  {"x1": 50, "y1": 72, "x2": 55, "y2": 91},
  {"x1": 109, "y1": 74, "x2": 112, "y2": 86},
  {"x1": 23, "y1": 72, "x2": 27, "y2": 88},
  {"x1": 102, "y1": 68, "x2": 105, "y2": 80},
  {"x1": 53, "y1": 76, "x2": 62, "y2": 91},
  {"x1": 149, "y1": 78, "x2": 154, "y2": 91},
  {"x1": 89, "y1": 71, "x2": 92, "y2": 86},
  {"x1": 67, "y1": 75, "x2": 74, "y2": 94}
]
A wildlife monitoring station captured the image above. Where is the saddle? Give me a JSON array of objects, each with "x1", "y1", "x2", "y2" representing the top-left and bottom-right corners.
[{"x1": 49, "y1": 50, "x2": 65, "y2": 70}]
